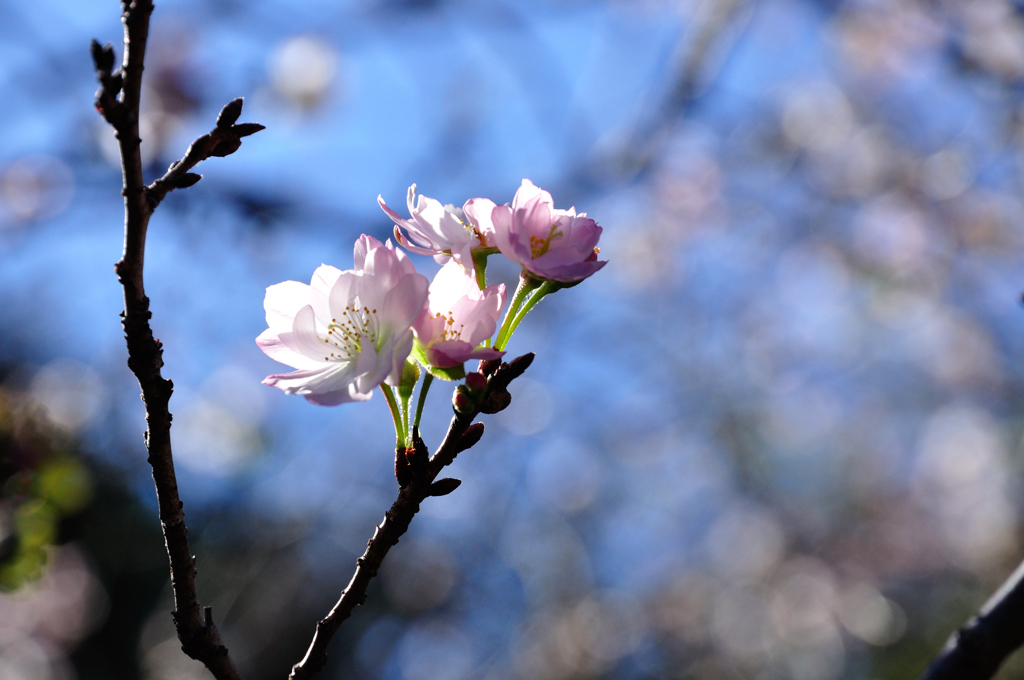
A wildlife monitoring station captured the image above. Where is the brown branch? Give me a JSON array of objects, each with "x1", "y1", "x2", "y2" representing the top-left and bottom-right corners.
[
  {"x1": 92, "y1": 3, "x2": 262, "y2": 679},
  {"x1": 918, "y1": 558, "x2": 1024, "y2": 680},
  {"x1": 288, "y1": 354, "x2": 535, "y2": 680}
]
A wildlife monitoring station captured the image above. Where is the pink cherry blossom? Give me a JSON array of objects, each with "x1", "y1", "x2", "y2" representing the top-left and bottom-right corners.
[
  {"x1": 256, "y1": 235, "x2": 429, "y2": 405},
  {"x1": 413, "y1": 261, "x2": 506, "y2": 369},
  {"x1": 490, "y1": 179, "x2": 606, "y2": 284},
  {"x1": 378, "y1": 184, "x2": 496, "y2": 274}
]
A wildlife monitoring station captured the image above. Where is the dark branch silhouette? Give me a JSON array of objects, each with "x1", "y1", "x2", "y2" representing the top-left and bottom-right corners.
[
  {"x1": 918, "y1": 559, "x2": 1024, "y2": 680},
  {"x1": 289, "y1": 354, "x2": 534, "y2": 680},
  {"x1": 91, "y1": 3, "x2": 261, "y2": 679}
]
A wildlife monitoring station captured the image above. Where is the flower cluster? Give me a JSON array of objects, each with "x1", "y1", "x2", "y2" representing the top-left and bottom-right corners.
[{"x1": 257, "y1": 179, "x2": 606, "y2": 429}]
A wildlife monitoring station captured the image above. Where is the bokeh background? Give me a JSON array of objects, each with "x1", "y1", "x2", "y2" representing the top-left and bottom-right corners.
[{"x1": 3, "y1": 0, "x2": 1024, "y2": 678}]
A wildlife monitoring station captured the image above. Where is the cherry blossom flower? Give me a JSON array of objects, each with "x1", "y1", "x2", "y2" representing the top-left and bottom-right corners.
[
  {"x1": 256, "y1": 235, "x2": 429, "y2": 405},
  {"x1": 413, "y1": 260, "x2": 506, "y2": 370},
  {"x1": 378, "y1": 184, "x2": 496, "y2": 274},
  {"x1": 491, "y1": 179, "x2": 606, "y2": 284}
]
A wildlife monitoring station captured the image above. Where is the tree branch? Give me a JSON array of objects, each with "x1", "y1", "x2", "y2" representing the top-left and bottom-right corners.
[
  {"x1": 918, "y1": 558, "x2": 1024, "y2": 680},
  {"x1": 92, "y1": 3, "x2": 261, "y2": 679},
  {"x1": 288, "y1": 354, "x2": 535, "y2": 680}
]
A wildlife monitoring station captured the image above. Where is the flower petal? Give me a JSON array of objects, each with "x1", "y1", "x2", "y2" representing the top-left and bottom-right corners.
[
  {"x1": 256, "y1": 328, "x2": 323, "y2": 370},
  {"x1": 264, "y1": 280, "x2": 311, "y2": 331}
]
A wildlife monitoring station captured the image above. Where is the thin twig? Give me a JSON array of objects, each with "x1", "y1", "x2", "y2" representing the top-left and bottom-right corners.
[
  {"x1": 289, "y1": 354, "x2": 535, "y2": 680},
  {"x1": 918, "y1": 558, "x2": 1024, "y2": 680},
  {"x1": 91, "y1": 3, "x2": 262, "y2": 679}
]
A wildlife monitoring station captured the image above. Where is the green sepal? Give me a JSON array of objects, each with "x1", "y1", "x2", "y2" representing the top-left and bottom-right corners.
[
  {"x1": 398, "y1": 358, "x2": 420, "y2": 403},
  {"x1": 412, "y1": 341, "x2": 467, "y2": 381}
]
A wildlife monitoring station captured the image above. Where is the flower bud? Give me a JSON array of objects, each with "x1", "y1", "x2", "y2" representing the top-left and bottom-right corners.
[
  {"x1": 453, "y1": 385, "x2": 474, "y2": 414},
  {"x1": 465, "y1": 371, "x2": 487, "y2": 393}
]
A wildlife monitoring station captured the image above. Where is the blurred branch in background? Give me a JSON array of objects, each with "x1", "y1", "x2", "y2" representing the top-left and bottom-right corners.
[
  {"x1": 91, "y1": 2, "x2": 261, "y2": 679},
  {"x1": 597, "y1": 0, "x2": 754, "y2": 184}
]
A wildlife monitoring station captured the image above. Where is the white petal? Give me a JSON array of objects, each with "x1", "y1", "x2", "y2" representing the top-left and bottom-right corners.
[{"x1": 264, "y1": 281, "x2": 311, "y2": 331}]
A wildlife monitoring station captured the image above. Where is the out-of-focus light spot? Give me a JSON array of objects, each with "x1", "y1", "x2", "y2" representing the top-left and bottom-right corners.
[
  {"x1": 175, "y1": 399, "x2": 261, "y2": 476},
  {"x1": 38, "y1": 458, "x2": 93, "y2": 514},
  {"x1": 0, "y1": 156, "x2": 74, "y2": 225},
  {"x1": 853, "y1": 193, "x2": 929, "y2": 273},
  {"x1": 820, "y1": 125, "x2": 892, "y2": 199},
  {"x1": 781, "y1": 81, "x2": 854, "y2": 154},
  {"x1": 962, "y1": 2, "x2": 1024, "y2": 80},
  {"x1": 500, "y1": 516, "x2": 591, "y2": 604},
  {"x1": 29, "y1": 359, "x2": 109, "y2": 434},
  {"x1": 398, "y1": 620, "x2": 473, "y2": 680},
  {"x1": 838, "y1": 582, "x2": 906, "y2": 646},
  {"x1": 174, "y1": 366, "x2": 268, "y2": 476},
  {"x1": 919, "y1": 148, "x2": 972, "y2": 201},
  {"x1": 610, "y1": 225, "x2": 677, "y2": 290},
  {"x1": 913, "y1": 405, "x2": 1016, "y2": 568},
  {"x1": 784, "y1": 630, "x2": 845, "y2": 680},
  {"x1": 498, "y1": 378, "x2": 554, "y2": 436},
  {"x1": 269, "y1": 36, "x2": 338, "y2": 109},
  {"x1": 833, "y1": 6, "x2": 942, "y2": 79},
  {"x1": 706, "y1": 504, "x2": 785, "y2": 582},
  {"x1": 526, "y1": 437, "x2": 603, "y2": 514},
  {"x1": 203, "y1": 365, "x2": 270, "y2": 424},
  {"x1": 655, "y1": 153, "x2": 722, "y2": 224},
  {"x1": 651, "y1": 571, "x2": 717, "y2": 645},
  {"x1": 711, "y1": 585, "x2": 773, "y2": 660},
  {"x1": 905, "y1": 305, "x2": 1001, "y2": 388},
  {"x1": 950, "y1": 191, "x2": 1018, "y2": 250},
  {"x1": 517, "y1": 593, "x2": 647, "y2": 680},
  {"x1": 382, "y1": 540, "x2": 458, "y2": 614},
  {"x1": 769, "y1": 558, "x2": 838, "y2": 645},
  {"x1": 764, "y1": 384, "x2": 842, "y2": 452},
  {"x1": 0, "y1": 635, "x2": 50, "y2": 680},
  {"x1": 0, "y1": 545, "x2": 108, "y2": 651},
  {"x1": 773, "y1": 245, "x2": 860, "y2": 359}
]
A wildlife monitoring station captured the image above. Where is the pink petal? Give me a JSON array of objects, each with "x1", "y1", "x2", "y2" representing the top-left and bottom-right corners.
[{"x1": 382, "y1": 272, "x2": 430, "y2": 331}]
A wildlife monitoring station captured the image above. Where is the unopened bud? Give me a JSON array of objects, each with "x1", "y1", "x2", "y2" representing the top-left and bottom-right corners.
[
  {"x1": 216, "y1": 97, "x2": 244, "y2": 129},
  {"x1": 210, "y1": 137, "x2": 242, "y2": 157},
  {"x1": 465, "y1": 371, "x2": 486, "y2": 392},
  {"x1": 428, "y1": 478, "x2": 462, "y2": 497},
  {"x1": 453, "y1": 386, "x2": 473, "y2": 414}
]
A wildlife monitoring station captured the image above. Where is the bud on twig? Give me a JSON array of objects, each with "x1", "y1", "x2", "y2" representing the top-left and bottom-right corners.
[
  {"x1": 452, "y1": 422, "x2": 485, "y2": 455},
  {"x1": 479, "y1": 388, "x2": 511, "y2": 414},
  {"x1": 171, "y1": 173, "x2": 202, "y2": 189},
  {"x1": 428, "y1": 478, "x2": 462, "y2": 497},
  {"x1": 210, "y1": 138, "x2": 243, "y2": 158},
  {"x1": 453, "y1": 386, "x2": 474, "y2": 414},
  {"x1": 465, "y1": 371, "x2": 486, "y2": 393},
  {"x1": 231, "y1": 123, "x2": 266, "y2": 138},
  {"x1": 216, "y1": 97, "x2": 244, "y2": 129},
  {"x1": 505, "y1": 353, "x2": 535, "y2": 381},
  {"x1": 90, "y1": 39, "x2": 115, "y2": 74}
]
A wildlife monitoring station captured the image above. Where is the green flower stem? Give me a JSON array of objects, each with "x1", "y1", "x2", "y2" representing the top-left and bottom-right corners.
[
  {"x1": 501, "y1": 280, "x2": 556, "y2": 347},
  {"x1": 413, "y1": 372, "x2": 434, "y2": 431},
  {"x1": 495, "y1": 274, "x2": 542, "y2": 350},
  {"x1": 380, "y1": 384, "x2": 406, "y2": 446},
  {"x1": 471, "y1": 249, "x2": 493, "y2": 291}
]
